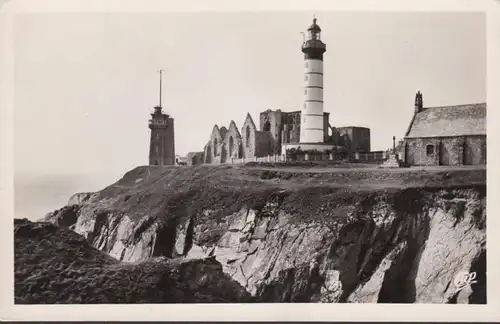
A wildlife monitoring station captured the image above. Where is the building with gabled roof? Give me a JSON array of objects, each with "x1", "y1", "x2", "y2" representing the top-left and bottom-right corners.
[{"x1": 402, "y1": 91, "x2": 486, "y2": 166}]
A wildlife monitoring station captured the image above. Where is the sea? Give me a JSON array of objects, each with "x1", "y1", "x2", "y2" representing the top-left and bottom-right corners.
[{"x1": 14, "y1": 172, "x2": 121, "y2": 221}]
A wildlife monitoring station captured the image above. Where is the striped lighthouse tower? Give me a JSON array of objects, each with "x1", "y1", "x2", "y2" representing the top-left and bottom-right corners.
[{"x1": 301, "y1": 18, "x2": 326, "y2": 143}]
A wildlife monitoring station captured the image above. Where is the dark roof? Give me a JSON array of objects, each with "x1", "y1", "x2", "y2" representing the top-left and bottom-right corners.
[
  {"x1": 308, "y1": 18, "x2": 321, "y2": 32},
  {"x1": 405, "y1": 103, "x2": 486, "y2": 138}
]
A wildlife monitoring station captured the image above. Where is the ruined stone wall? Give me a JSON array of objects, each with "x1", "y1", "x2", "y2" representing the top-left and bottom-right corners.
[
  {"x1": 242, "y1": 119, "x2": 257, "y2": 159},
  {"x1": 281, "y1": 112, "x2": 301, "y2": 144},
  {"x1": 352, "y1": 127, "x2": 371, "y2": 152},
  {"x1": 224, "y1": 126, "x2": 244, "y2": 159},
  {"x1": 404, "y1": 135, "x2": 486, "y2": 166},
  {"x1": 203, "y1": 142, "x2": 212, "y2": 164},
  {"x1": 209, "y1": 127, "x2": 224, "y2": 164},
  {"x1": 260, "y1": 110, "x2": 283, "y2": 154},
  {"x1": 336, "y1": 127, "x2": 371, "y2": 154},
  {"x1": 254, "y1": 131, "x2": 273, "y2": 157},
  {"x1": 187, "y1": 152, "x2": 204, "y2": 166},
  {"x1": 329, "y1": 127, "x2": 340, "y2": 146}
]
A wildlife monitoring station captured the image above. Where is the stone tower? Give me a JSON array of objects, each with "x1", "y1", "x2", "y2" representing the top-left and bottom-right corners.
[
  {"x1": 301, "y1": 18, "x2": 327, "y2": 143},
  {"x1": 148, "y1": 70, "x2": 175, "y2": 166}
]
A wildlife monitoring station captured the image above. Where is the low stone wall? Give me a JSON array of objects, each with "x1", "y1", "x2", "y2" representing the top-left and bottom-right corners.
[
  {"x1": 227, "y1": 154, "x2": 286, "y2": 164},
  {"x1": 203, "y1": 151, "x2": 393, "y2": 165},
  {"x1": 353, "y1": 151, "x2": 391, "y2": 163}
]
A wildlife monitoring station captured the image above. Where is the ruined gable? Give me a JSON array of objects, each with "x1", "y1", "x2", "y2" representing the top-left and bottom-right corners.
[
  {"x1": 224, "y1": 121, "x2": 244, "y2": 159},
  {"x1": 209, "y1": 125, "x2": 223, "y2": 163},
  {"x1": 242, "y1": 113, "x2": 257, "y2": 158}
]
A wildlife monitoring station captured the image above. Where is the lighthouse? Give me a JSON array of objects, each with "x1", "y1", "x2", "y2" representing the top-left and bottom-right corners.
[
  {"x1": 301, "y1": 18, "x2": 326, "y2": 143},
  {"x1": 281, "y1": 17, "x2": 336, "y2": 160}
]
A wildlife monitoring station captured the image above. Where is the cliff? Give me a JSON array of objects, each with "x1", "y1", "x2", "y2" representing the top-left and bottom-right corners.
[
  {"x1": 42, "y1": 165, "x2": 487, "y2": 303},
  {"x1": 14, "y1": 218, "x2": 252, "y2": 303}
]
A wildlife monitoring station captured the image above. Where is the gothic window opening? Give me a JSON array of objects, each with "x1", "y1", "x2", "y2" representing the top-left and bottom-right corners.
[
  {"x1": 263, "y1": 121, "x2": 271, "y2": 132},
  {"x1": 155, "y1": 146, "x2": 159, "y2": 156},
  {"x1": 246, "y1": 126, "x2": 251, "y2": 147},
  {"x1": 238, "y1": 142, "x2": 244, "y2": 158},
  {"x1": 229, "y1": 136, "x2": 234, "y2": 157},
  {"x1": 214, "y1": 138, "x2": 218, "y2": 156}
]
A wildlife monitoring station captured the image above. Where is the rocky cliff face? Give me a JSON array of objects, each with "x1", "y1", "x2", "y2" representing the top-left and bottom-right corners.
[
  {"x1": 15, "y1": 218, "x2": 252, "y2": 303},
  {"x1": 44, "y1": 165, "x2": 487, "y2": 303}
]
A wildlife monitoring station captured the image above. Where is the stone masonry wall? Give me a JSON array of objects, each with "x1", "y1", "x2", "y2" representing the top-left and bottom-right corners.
[
  {"x1": 260, "y1": 110, "x2": 283, "y2": 155},
  {"x1": 281, "y1": 112, "x2": 301, "y2": 144},
  {"x1": 224, "y1": 125, "x2": 244, "y2": 159},
  {"x1": 405, "y1": 135, "x2": 486, "y2": 166},
  {"x1": 465, "y1": 136, "x2": 486, "y2": 165},
  {"x1": 336, "y1": 127, "x2": 371, "y2": 154},
  {"x1": 254, "y1": 131, "x2": 273, "y2": 157},
  {"x1": 187, "y1": 152, "x2": 204, "y2": 166},
  {"x1": 209, "y1": 127, "x2": 224, "y2": 164}
]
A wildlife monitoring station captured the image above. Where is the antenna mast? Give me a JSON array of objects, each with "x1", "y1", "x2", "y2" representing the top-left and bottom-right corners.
[{"x1": 159, "y1": 69, "x2": 163, "y2": 107}]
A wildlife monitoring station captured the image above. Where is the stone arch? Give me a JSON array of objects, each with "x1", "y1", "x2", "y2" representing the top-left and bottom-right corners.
[{"x1": 263, "y1": 120, "x2": 271, "y2": 132}]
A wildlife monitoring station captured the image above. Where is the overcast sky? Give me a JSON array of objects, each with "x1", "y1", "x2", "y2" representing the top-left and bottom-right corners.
[{"x1": 13, "y1": 11, "x2": 485, "y2": 178}]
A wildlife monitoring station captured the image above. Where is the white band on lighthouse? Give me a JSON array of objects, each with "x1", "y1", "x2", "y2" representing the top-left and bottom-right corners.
[{"x1": 301, "y1": 58, "x2": 324, "y2": 143}]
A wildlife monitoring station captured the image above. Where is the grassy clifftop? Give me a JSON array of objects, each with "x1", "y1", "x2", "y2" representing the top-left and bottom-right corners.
[{"x1": 82, "y1": 164, "x2": 485, "y2": 225}]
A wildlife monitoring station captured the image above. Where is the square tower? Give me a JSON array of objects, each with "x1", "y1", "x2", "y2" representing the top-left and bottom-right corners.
[{"x1": 149, "y1": 106, "x2": 175, "y2": 166}]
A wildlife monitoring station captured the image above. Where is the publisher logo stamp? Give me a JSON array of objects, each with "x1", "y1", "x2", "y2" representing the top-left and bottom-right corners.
[{"x1": 454, "y1": 271, "x2": 477, "y2": 292}]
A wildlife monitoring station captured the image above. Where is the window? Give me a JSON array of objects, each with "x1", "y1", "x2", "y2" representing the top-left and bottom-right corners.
[
  {"x1": 426, "y1": 145, "x2": 434, "y2": 155},
  {"x1": 305, "y1": 62, "x2": 308, "y2": 68},
  {"x1": 155, "y1": 146, "x2": 159, "y2": 156},
  {"x1": 246, "y1": 126, "x2": 251, "y2": 147},
  {"x1": 229, "y1": 136, "x2": 234, "y2": 157},
  {"x1": 156, "y1": 133, "x2": 160, "y2": 140},
  {"x1": 305, "y1": 89, "x2": 308, "y2": 95},
  {"x1": 303, "y1": 103, "x2": 307, "y2": 109},
  {"x1": 304, "y1": 75, "x2": 308, "y2": 81}
]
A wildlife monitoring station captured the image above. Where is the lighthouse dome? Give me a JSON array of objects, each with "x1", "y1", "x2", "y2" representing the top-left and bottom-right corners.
[{"x1": 307, "y1": 18, "x2": 321, "y2": 32}]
